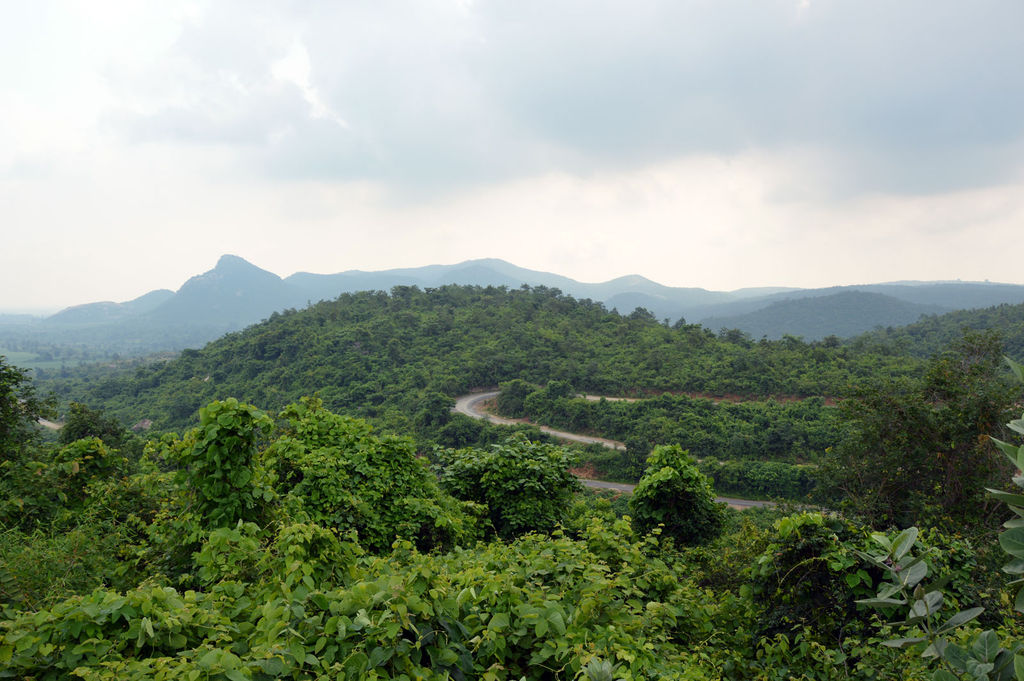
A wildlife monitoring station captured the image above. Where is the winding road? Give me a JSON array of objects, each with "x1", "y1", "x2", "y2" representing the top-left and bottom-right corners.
[
  {"x1": 454, "y1": 392, "x2": 627, "y2": 450},
  {"x1": 453, "y1": 391, "x2": 773, "y2": 509}
]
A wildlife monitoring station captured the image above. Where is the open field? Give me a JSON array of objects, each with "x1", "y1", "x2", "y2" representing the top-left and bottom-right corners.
[{"x1": 0, "y1": 349, "x2": 67, "y2": 371}]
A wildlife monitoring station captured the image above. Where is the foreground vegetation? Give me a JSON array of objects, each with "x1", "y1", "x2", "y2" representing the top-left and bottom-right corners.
[
  {"x1": 5, "y1": 285, "x2": 1024, "y2": 679},
  {"x1": 4, "y1": 354, "x2": 1024, "y2": 679}
]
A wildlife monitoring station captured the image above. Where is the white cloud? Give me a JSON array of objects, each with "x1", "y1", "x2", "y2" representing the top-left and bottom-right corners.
[
  {"x1": 3, "y1": 0, "x2": 1024, "y2": 310},
  {"x1": 272, "y1": 41, "x2": 349, "y2": 130},
  {"x1": 82, "y1": 0, "x2": 1023, "y2": 195},
  {"x1": 5, "y1": 147, "x2": 1024, "y2": 309}
]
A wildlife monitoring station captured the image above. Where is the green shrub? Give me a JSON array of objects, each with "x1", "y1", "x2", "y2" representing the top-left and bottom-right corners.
[
  {"x1": 698, "y1": 457, "x2": 816, "y2": 500},
  {"x1": 0, "y1": 525, "x2": 119, "y2": 612},
  {"x1": 496, "y1": 379, "x2": 536, "y2": 418},
  {"x1": 0, "y1": 519, "x2": 725, "y2": 680},
  {"x1": 438, "y1": 433, "x2": 580, "y2": 539},
  {"x1": 0, "y1": 437, "x2": 132, "y2": 531},
  {"x1": 629, "y1": 444, "x2": 725, "y2": 546},
  {"x1": 265, "y1": 397, "x2": 481, "y2": 552},
  {"x1": 750, "y1": 512, "x2": 875, "y2": 645},
  {"x1": 172, "y1": 398, "x2": 274, "y2": 528}
]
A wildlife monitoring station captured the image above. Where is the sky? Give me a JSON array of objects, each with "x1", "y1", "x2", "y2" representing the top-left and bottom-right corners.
[{"x1": 3, "y1": 0, "x2": 1024, "y2": 312}]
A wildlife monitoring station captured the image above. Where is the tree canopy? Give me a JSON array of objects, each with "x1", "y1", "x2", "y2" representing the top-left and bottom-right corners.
[
  {"x1": 817, "y1": 331, "x2": 1020, "y2": 527},
  {"x1": 0, "y1": 355, "x2": 53, "y2": 461}
]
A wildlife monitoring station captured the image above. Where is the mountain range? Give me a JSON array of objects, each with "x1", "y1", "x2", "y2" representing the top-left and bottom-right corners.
[{"x1": 5, "y1": 254, "x2": 1024, "y2": 354}]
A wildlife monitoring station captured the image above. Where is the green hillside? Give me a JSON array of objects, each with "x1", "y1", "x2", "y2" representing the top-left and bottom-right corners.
[
  {"x1": 43, "y1": 285, "x2": 922, "y2": 437},
  {"x1": 855, "y1": 301, "x2": 1024, "y2": 358},
  {"x1": 701, "y1": 290, "x2": 946, "y2": 340}
]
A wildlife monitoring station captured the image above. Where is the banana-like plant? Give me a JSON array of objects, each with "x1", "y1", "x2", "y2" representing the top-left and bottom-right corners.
[
  {"x1": 856, "y1": 527, "x2": 1020, "y2": 681},
  {"x1": 987, "y1": 358, "x2": 1024, "y2": 612},
  {"x1": 854, "y1": 358, "x2": 1024, "y2": 681}
]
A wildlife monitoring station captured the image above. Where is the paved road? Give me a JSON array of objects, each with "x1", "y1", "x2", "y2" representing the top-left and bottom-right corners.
[
  {"x1": 453, "y1": 391, "x2": 774, "y2": 509},
  {"x1": 581, "y1": 479, "x2": 637, "y2": 493},
  {"x1": 579, "y1": 479, "x2": 772, "y2": 509},
  {"x1": 454, "y1": 392, "x2": 627, "y2": 451}
]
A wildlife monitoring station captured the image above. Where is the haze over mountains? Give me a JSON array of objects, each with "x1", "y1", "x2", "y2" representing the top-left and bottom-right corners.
[{"x1": 5, "y1": 254, "x2": 1024, "y2": 354}]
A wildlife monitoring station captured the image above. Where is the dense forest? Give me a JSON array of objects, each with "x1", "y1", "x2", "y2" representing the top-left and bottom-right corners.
[
  {"x1": 35, "y1": 284, "x2": 928, "y2": 503},
  {"x1": 38, "y1": 286, "x2": 921, "y2": 439},
  {"x1": 4, "y1": 284, "x2": 1024, "y2": 679}
]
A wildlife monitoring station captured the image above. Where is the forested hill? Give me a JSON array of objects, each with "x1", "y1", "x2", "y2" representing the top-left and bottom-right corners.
[
  {"x1": 9, "y1": 256, "x2": 1024, "y2": 362},
  {"x1": 46, "y1": 285, "x2": 921, "y2": 433},
  {"x1": 854, "y1": 301, "x2": 1024, "y2": 359},
  {"x1": 699, "y1": 290, "x2": 946, "y2": 341}
]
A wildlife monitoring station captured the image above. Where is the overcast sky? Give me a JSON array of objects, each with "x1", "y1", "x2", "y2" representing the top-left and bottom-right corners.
[{"x1": 3, "y1": 1, "x2": 1024, "y2": 311}]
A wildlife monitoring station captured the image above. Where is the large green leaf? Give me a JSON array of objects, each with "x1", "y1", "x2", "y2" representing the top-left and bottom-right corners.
[
  {"x1": 943, "y1": 643, "x2": 972, "y2": 671},
  {"x1": 908, "y1": 590, "x2": 943, "y2": 619},
  {"x1": 535, "y1": 617, "x2": 549, "y2": 637},
  {"x1": 1015, "y1": 586, "x2": 1024, "y2": 614},
  {"x1": 937, "y1": 606, "x2": 984, "y2": 634},
  {"x1": 973, "y1": 630, "x2": 1000, "y2": 664},
  {"x1": 922, "y1": 638, "x2": 948, "y2": 659},
  {"x1": 992, "y1": 649, "x2": 1015, "y2": 681},
  {"x1": 546, "y1": 610, "x2": 566, "y2": 636},
  {"x1": 965, "y1": 660, "x2": 995, "y2": 678},
  {"x1": 988, "y1": 489, "x2": 1024, "y2": 507},
  {"x1": 854, "y1": 549, "x2": 893, "y2": 571},
  {"x1": 368, "y1": 646, "x2": 392, "y2": 668},
  {"x1": 870, "y1": 532, "x2": 893, "y2": 552},
  {"x1": 857, "y1": 597, "x2": 907, "y2": 608},
  {"x1": 1007, "y1": 357, "x2": 1024, "y2": 383},
  {"x1": 882, "y1": 637, "x2": 926, "y2": 648},
  {"x1": 1000, "y1": 527, "x2": 1024, "y2": 558},
  {"x1": 892, "y1": 527, "x2": 918, "y2": 561},
  {"x1": 991, "y1": 436, "x2": 1023, "y2": 467},
  {"x1": 907, "y1": 591, "x2": 944, "y2": 624},
  {"x1": 877, "y1": 582, "x2": 904, "y2": 599},
  {"x1": 898, "y1": 560, "x2": 928, "y2": 588},
  {"x1": 488, "y1": 612, "x2": 509, "y2": 632}
]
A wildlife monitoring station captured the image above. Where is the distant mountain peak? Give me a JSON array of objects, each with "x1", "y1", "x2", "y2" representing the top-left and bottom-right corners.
[
  {"x1": 462, "y1": 257, "x2": 516, "y2": 267},
  {"x1": 176, "y1": 255, "x2": 283, "y2": 290},
  {"x1": 215, "y1": 254, "x2": 259, "y2": 271},
  {"x1": 26, "y1": 256, "x2": 1024, "y2": 356},
  {"x1": 612, "y1": 274, "x2": 657, "y2": 287}
]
